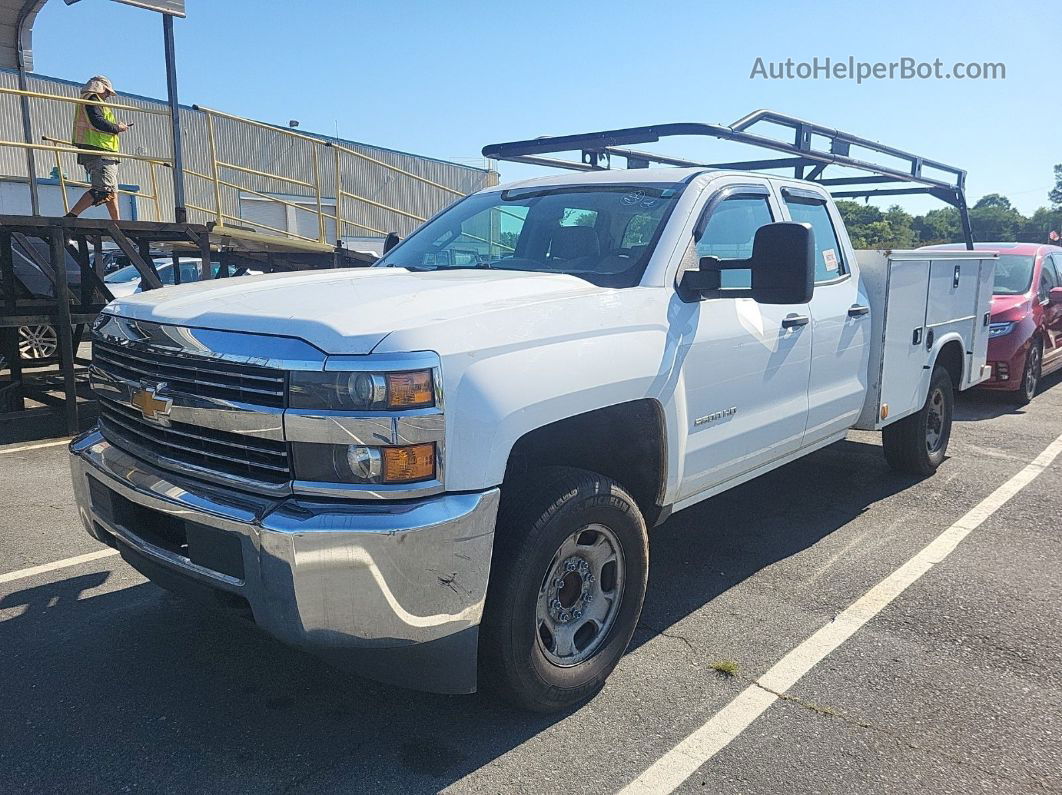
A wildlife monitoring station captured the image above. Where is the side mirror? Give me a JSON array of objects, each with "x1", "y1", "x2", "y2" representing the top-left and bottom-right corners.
[
  {"x1": 1049, "y1": 286, "x2": 1062, "y2": 305},
  {"x1": 679, "y1": 222, "x2": 815, "y2": 305},
  {"x1": 382, "y1": 232, "x2": 401, "y2": 254}
]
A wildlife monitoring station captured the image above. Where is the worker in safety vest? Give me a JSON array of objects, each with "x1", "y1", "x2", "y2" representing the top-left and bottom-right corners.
[{"x1": 66, "y1": 75, "x2": 130, "y2": 220}]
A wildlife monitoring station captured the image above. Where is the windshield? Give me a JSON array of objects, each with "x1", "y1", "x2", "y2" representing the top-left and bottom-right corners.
[
  {"x1": 104, "y1": 264, "x2": 144, "y2": 284},
  {"x1": 375, "y1": 182, "x2": 686, "y2": 287},
  {"x1": 992, "y1": 255, "x2": 1036, "y2": 295},
  {"x1": 104, "y1": 262, "x2": 226, "y2": 286}
]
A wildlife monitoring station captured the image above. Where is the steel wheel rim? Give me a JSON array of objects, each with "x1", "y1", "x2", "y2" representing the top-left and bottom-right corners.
[
  {"x1": 535, "y1": 523, "x2": 625, "y2": 667},
  {"x1": 18, "y1": 325, "x2": 57, "y2": 360},
  {"x1": 925, "y1": 387, "x2": 946, "y2": 453},
  {"x1": 1025, "y1": 347, "x2": 1041, "y2": 401}
]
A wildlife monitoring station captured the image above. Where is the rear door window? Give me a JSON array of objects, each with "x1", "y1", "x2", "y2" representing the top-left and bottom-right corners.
[{"x1": 783, "y1": 194, "x2": 846, "y2": 282}]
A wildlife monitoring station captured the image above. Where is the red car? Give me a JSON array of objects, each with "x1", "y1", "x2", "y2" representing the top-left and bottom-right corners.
[{"x1": 921, "y1": 243, "x2": 1062, "y2": 403}]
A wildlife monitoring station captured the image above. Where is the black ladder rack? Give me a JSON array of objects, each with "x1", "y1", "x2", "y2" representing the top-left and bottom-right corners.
[{"x1": 482, "y1": 108, "x2": 973, "y2": 249}]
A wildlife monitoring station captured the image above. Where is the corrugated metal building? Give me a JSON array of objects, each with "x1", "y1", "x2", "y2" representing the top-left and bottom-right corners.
[{"x1": 0, "y1": 68, "x2": 497, "y2": 242}]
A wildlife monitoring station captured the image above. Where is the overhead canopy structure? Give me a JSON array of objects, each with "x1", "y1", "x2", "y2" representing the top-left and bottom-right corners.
[
  {"x1": 1, "y1": 0, "x2": 185, "y2": 68},
  {"x1": 482, "y1": 108, "x2": 974, "y2": 249},
  {"x1": 0, "y1": 0, "x2": 45, "y2": 70}
]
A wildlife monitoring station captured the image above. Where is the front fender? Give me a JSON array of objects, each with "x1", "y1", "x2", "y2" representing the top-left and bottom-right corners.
[{"x1": 439, "y1": 328, "x2": 681, "y2": 493}]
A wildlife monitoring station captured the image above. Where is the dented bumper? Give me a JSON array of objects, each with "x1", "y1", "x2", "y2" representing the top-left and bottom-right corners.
[{"x1": 69, "y1": 429, "x2": 499, "y2": 694}]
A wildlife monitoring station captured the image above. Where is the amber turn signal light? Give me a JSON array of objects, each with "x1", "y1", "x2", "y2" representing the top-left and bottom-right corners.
[
  {"x1": 382, "y1": 443, "x2": 436, "y2": 483},
  {"x1": 387, "y1": 370, "x2": 434, "y2": 408}
]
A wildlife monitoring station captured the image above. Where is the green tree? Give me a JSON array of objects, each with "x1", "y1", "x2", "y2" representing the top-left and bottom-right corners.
[
  {"x1": 1049, "y1": 164, "x2": 1062, "y2": 206},
  {"x1": 973, "y1": 193, "x2": 1013, "y2": 210},
  {"x1": 913, "y1": 207, "x2": 961, "y2": 245},
  {"x1": 836, "y1": 201, "x2": 916, "y2": 248},
  {"x1": 1021, "y1": 206, "x2": 1062, "y2": 243},
  {"x1": 969, "y1": 194, "x2": 1025, "y2": 241},
  {"x1": 884, "y1": 206, "x2": 917, "y2": 248}
]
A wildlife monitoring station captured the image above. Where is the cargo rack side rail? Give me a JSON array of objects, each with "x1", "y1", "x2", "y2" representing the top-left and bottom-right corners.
[{"x1": 481, "y1": 108, "x2": 974, "y2": 249}]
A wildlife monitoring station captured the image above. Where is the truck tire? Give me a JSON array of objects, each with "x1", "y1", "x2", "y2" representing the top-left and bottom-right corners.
[
  {"x1": 882, "y1": 365, "x2": 954, "y2": 476},
  {"x1": 479, "y1": 466, "x2": 648, "y2": 712},
  {"x1": 1010, "y1": 340, "x2": 1042, "y2": 406}
]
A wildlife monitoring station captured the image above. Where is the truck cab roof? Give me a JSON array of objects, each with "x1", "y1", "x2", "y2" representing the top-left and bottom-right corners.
[{"x1": 479, "y1": 166, "x2": 710, "y2": 193}]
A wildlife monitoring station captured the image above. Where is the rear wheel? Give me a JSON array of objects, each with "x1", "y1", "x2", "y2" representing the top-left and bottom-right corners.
[
  {"x1": 882, "y1": 365, "x2": 954, "y2": 476},
  {"x1": 1010, "y1": 342, "x2": 1042, "y2": 406},
  {"x1": 479, "y1": 466, "x2": 648, "y2": 712}
]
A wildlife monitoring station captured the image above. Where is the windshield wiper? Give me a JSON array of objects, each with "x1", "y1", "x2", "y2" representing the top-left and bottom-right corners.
[
  {"x1": 383, "y1": 263, "x2": 434, "y2": 271},
  {"x1": 442, "y1": 262, "x2": 498, "y2": 270}
]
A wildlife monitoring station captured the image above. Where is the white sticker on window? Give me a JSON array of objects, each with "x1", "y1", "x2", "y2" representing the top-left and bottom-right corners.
[{"x1": 823, "y1": 248, "x2": 839, "y2": 272}]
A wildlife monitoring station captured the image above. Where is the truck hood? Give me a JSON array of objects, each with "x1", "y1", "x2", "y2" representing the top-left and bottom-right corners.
[{"x1": 105, "y1": 267, "x2": 608, "y2": 354}]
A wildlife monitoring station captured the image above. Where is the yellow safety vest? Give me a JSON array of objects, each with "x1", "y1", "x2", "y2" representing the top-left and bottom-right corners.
[{"x1": 72, "y1": 95, "x2": 120, "y2": 153}]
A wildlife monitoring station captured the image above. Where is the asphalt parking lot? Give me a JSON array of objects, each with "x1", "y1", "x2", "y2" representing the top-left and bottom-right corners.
[{"x1": 2, "y1": 375, "x2": 1060, "y2": 794}]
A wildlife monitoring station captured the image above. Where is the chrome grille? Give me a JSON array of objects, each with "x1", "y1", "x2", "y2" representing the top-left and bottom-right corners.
[
  {"x1": 98, "y1": 396, "x2": 290, "y2": 488},
  {"x1": 93, "y1": 339, "x2": 286, "y2": 408}
]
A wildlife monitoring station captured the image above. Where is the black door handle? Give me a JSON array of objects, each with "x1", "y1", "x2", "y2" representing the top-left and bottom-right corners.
[
  {"x1": 848, "y1": 304, "x2": 870, "y2": 317},
  {"x1": 782, "y1": 314, "x2": 810, "y2": 329}
]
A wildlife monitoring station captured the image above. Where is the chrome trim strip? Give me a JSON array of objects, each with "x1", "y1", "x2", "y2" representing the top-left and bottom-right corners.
[
  {"x1": 91, "y1": 369, "x2": 286, "y2": 441},
  {"x1": 324, "y1": 352, "x2": 443, "y2": 373},
  {"x1": 293, "y1": 478, "x2": 445, "y2": 500},
  {"x1": 284, "y1": 410, "x2": 444, "y2": 445},
  {"x1": 95, "y1": 344, "x2": 285, "y2": 385},
  {"x1": 100, "y1": 409, "x2": 288, "y2": 467},
  {"x1": 94, "y1": 421, "x2": 292, "y2": 497},
  {"x1": 95, "y1": 313, "x2": 327, "y2": 371}
]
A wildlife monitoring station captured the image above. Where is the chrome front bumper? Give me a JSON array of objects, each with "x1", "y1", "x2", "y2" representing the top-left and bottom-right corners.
[{"x1": 69, "y1": 430, "x2": 499, "y2": 694}]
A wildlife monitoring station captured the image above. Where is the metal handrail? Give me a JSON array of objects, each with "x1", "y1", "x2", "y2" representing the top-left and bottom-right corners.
[
  {"x1": 41, "y1": 134, "x2": 163, "y2": 218},
  {"x1": 0, "y1": 85, "x2": 171, "y2": 116},
  {"x1": 2, "y1": 85, "x2": 477, "y2": 245},
  {"x1": 193, "y1": 104, "x2": 465, "y2": 197}
]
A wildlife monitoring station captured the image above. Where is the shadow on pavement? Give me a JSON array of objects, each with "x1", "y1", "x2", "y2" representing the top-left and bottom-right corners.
[
  {"x1": 0, "y1": 402, "x2": 97, "y2": 447},
  {"x1": 0, "y1": 435, "x2": 929, "y2": 792},
  {"x1": 633, "y1": 437, "x2": 917, "y2": 650},
  {"x1": 955, "y1": 368, "x2": 1062, "y2": 422}
]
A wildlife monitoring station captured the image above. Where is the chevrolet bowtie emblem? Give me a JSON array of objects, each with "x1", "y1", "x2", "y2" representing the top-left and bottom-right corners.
[{"x1": 130, "y1": 383, "x2": 172, "y2": 423}]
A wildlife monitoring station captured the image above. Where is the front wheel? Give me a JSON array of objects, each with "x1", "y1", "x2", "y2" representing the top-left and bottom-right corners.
[
  {"x1": 1010, "y1": 342, "x2": 1042, "y2": 406},
  {"x1": 479, "y1": 467, "x2": 648, "y2": 712},
  {"x1": 882, "y1": 365, "x2": 954, "y2": 476}
]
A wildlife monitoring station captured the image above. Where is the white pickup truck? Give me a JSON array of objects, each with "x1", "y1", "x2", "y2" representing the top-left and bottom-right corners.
[{"x1": 70, "y1": 112, "x2": 995, "y2": 712}]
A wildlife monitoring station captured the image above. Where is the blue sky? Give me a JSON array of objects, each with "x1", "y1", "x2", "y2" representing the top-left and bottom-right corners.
[{"x1": 31, "y1": 0, "x2": 1060, "y2": 215}]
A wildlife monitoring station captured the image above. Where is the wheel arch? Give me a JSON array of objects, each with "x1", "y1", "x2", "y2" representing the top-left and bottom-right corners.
[
  {"x1": 932, "y1": 336, "x2": 966, "y2": 389},
  {"x1": 502, "y1": 398, "x2": 668, "y2": 525}
]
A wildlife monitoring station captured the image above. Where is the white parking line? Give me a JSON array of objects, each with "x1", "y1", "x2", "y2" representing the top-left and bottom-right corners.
[
  {"x1": 622, "y1": 431, "x2": 1062, "y2": 794},
  {"x1": 0, "y1": 438, "x2": 71, "y2": 455},
  {"x1": 0, "y1": 548, "x2": 119, "y2": 586}
]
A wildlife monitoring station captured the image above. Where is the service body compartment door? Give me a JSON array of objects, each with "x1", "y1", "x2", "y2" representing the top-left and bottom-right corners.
[
  {"x1": 966, "y1": 258, "x2": 995, "y2": 388},
  {"x1": 854, "y1": 250, "x2": 997, "y2": 430},
  {"x1": 878, "y1": 258, "x2": 931, "y2": 422},
  {"x1": 926, "y1": 257, "x2": 981, "y2": 388}
]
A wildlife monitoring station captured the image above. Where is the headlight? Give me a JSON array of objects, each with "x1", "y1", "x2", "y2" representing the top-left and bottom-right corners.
[
  {"x1": 989, "y1": 322, "x2": 1015, "y2": 338},
  {"x1": 291, "y1": 442, "x2": 436, "y2": 484},
  {"x1": 289, "y1": 369, "x2": 435, "y2": 410}
]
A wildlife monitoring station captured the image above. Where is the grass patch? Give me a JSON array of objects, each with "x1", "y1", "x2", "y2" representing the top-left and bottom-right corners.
[{"x1": 709, "y1": 659, "x2": 739, "y2": 678}]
